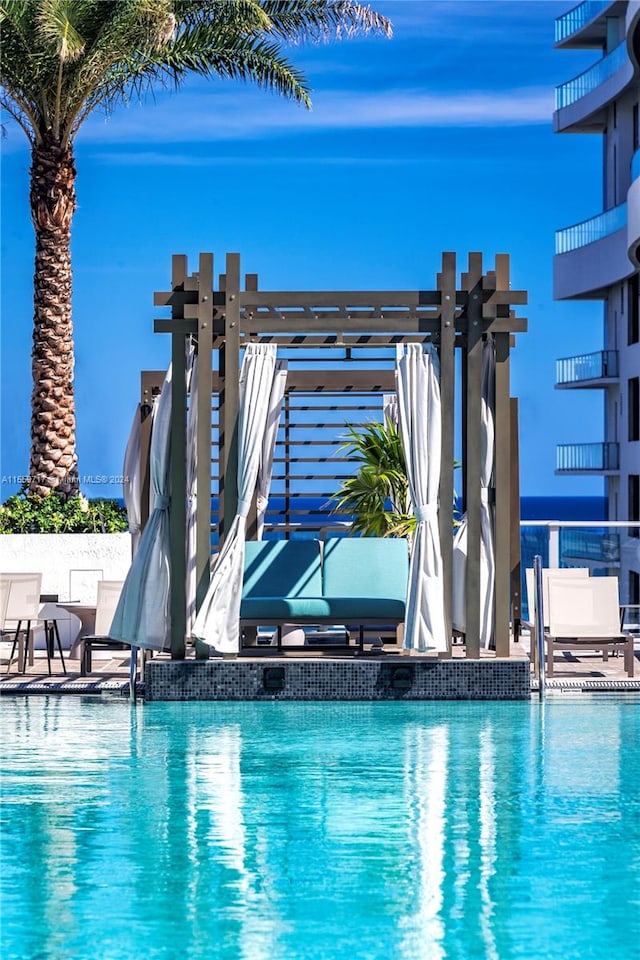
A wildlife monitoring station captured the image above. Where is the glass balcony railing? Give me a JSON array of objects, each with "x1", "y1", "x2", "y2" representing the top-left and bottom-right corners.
[
  {"x1": 519, "y1": 520, "x2": 640, "y2": 621},
  {"x1": 555, "y1": 41, "x2": 627, "y2": 110},
  {"x1": 632, "y1": 148, "x2": 640, "y2": 182},
  {"x1": 555, "y1": 1, "x2": 610, "y2": 44},
  {"x1": 556, "y1": 442, "x2": 619, "y2": 472},
  {"x1": 561, "y1": 529, "x2": 621, "y2": 563},
  {"x1": 556, "y1": 350, "x2": 618, "y2": 384},
  {"x1": 555, "y1": 202, "x2": 627, "y2": 254}
]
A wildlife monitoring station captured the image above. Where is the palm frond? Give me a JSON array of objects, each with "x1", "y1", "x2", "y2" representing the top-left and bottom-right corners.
[
  {"x1": 329, "y1": 419, "x2": 411, "y2": 537},
  {"x1": 36, "y1": 0, "x2": 88, "y2": 62},
  {"x1": 1, "y1": 0, "x2": 391, "y2": 144},
  {"x1": 174, "y1": 0, "x2": 273, "y2": 35},
  {"x1": 260, "y1": 1, "x2": 392, "y2": 41}
]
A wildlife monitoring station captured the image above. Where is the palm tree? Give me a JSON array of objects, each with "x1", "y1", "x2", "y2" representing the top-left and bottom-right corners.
[
  {"x1": 330, "y1": 420, "x2": 416, "y2": 538},
  {"x1": 0, "y1": 0, "x2": 391, "y2": 498}
]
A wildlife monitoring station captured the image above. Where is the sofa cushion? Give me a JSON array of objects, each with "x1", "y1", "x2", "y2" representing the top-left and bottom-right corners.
[
  {"x1": 240, "y1": 596, "x2": 331, "y2": 620},
  {"x1": 322, "y1": 537, "x2": 409, "y2": 608},
  {"x1": 320, "y1": 596, "x2": 406, "y2": 620},
  {"x1": 243, "y1": 540, "x2": 322, "y2": 600}
]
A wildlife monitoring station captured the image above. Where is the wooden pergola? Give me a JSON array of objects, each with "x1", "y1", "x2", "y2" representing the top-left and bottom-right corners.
[{"x1": 147, "y1": 250, "x2": 527, "y2": 660}]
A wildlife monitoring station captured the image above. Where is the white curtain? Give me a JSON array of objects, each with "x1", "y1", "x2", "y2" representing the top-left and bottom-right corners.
[
  {"x1": 192, "y1": 344, "x2": 277, "y2": 654},
  {"x1": 383, "y1": 392, "x2": 398, "y2": 427},
  {"x1": 122, "y1": 402, "x2": 142, "y2": 687},
  {"x1": 110, "y1": 367, "x2": 172, "y2": 652},
  {"x1": 186, "y1": 346, "x2": 199, "y2": 635},
  {"x1": 123, "y1": 405, "x2": 142, "y2": 557},
  {"x1": 452, "y1": 339, "x2": 496, "y2": 648},
  {"x1": 256, "y1": 359, "x2": 287, "y2": 540},
  {"x1": 396, "y1": 343, "x2": 448, "y2": 653}
]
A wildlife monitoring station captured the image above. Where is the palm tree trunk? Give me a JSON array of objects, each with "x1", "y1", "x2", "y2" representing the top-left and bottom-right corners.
[{"x1": 28, "y1": 137, "x2": 79, "y2": 497}]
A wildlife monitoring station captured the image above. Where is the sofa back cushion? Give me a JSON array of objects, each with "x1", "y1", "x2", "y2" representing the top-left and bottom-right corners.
[
  {"x1": 322, "y1": 537, "x2": 409, "y2": 601},
  {"x1": 243, "y1": 540, "x2": 322, "y2": 599}
]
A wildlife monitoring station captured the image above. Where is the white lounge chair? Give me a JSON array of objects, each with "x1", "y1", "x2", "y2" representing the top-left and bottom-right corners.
[
  {"x1": 79, "y1": 580, "x2": 127, "y2": 676},
  {"x1": 2, "y1": 572, "x2": 43, "y2": 672},
  {"x1": 2, "y1": 573, "x2": 68, "y2": 674},
  {"x1": 546, "y1": 576, "x2": 635, "y2": 678},
  {"x1": 525, "y1": 566, "x2": 590, "y2": 629},
  {"x1": 0, "y1": 578, "x2": 11, "y2": 644}
]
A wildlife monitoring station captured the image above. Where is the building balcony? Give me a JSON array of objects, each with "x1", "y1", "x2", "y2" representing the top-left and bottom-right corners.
[
  {"x1": 555, "y1": 204, "x2": 627, "y2": 253},
  {"x1": 555, "y1": 1, "x2": 623, "y2": 48},
  {"x1": 629, "y1": 148, "x2": 640, "y2": 266},
  {"x1": 554, "y1": 202, "x2": 633, "y2": 299},
  {"x1": 554, "y1": 40, "x2": 633, "y2": 131},
  {"x1": 556, "y1": 442, "x2": 620, "y2": 474},
  {"x1": 556, "y1": 350, "x2": 619, "y2": 387},
  {"x1": 555, "y1": 41, "x2": 627, "y2": 109}
]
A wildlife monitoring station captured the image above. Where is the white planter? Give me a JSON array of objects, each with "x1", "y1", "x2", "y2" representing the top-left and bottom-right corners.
[{"x1": 0, "y1": 533, "x2": 132, "y2": 650}]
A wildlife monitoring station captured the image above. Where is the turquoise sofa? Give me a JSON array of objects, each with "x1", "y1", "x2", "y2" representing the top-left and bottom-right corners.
[{"x1": 241, "y1": 537, "x2": 409, "y2": 650}]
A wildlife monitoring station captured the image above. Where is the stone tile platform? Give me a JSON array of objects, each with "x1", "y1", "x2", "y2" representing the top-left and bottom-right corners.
[{"x1": 1, "y1": 634, "x2": 638, "y2": 700}]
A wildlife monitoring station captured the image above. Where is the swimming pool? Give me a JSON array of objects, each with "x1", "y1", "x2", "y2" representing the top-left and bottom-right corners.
[{"x1": 1, "y1": 697, "x2": 638, "y2": 960}]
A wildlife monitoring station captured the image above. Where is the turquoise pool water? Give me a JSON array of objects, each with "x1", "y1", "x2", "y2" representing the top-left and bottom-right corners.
[{"x1": 1, "y1": 698, "x2": 639, "y2": 960}]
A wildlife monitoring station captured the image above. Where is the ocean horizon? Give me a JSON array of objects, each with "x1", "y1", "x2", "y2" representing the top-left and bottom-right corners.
[
  {"x1": 116, "y1": 494, "x2": 608, "y2": 523},
  {"x1": 518, "y1": 496, "x2": 606, "y2": 521}
]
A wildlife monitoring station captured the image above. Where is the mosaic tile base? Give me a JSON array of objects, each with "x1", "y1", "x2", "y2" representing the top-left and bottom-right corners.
[{"x1": 145, "y1": 657, "x2": 530, "y2": 701}]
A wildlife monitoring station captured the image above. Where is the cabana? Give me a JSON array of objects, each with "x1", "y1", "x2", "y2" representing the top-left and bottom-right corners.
[{"x1": 140, "y1": 251, "x2": 527, "y2": 661}]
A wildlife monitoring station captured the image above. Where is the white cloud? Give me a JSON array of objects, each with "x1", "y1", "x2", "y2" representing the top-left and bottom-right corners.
[{"x1": 75, "y1": 84, "x2": 552, "y2": 147}]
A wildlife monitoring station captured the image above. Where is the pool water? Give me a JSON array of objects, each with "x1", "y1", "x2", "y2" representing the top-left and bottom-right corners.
[{"x1": 1, "y1": 698, "x2": 639, "y2": 960}]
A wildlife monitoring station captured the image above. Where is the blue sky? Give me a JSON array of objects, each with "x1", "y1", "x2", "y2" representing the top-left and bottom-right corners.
[{"x1": 1, "y1": 0, "x2": 606, "y2": 501}]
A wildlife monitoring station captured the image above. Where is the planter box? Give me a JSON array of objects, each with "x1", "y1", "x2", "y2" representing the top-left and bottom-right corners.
[{"x1": 1, "y1": 533, "x2": 131, "y2": 649}]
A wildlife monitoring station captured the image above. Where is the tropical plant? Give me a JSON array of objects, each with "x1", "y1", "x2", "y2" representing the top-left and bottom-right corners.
[
  {"x1": 330, "y1": 418, "x2": 462, "y2": 538},
  {"x1": 0, "y1": 486, "x2": 128, "y2": 533},
  {"x1": 0, "y1": 0, "x2": 391, "y2": 499},
  {"x1": 329, "y1": 420, "x2": 416, "y2": 538}
]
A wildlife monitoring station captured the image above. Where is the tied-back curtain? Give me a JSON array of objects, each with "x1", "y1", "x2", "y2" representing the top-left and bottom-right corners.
[
  {"x1": 193, "y1": 344, "x2": 277, "y2": 654},
  {"x1": 256, "y1": 359, "x2": 287, "y2": 540},
  {"x1": 186, "y1": 345, "x2": 199, "y2": 635},
  {"x1": 452, "y1": 339, "x2": 496, "y2": 648},
  {"x1": 123, "y1": 404, "x2": 142, "y2": 556},
  {"x1": 396, "y1": 343, "x2": 448, "y2": 653},
  {"x1": 110, "y1": 367, "x2": 172, "y2": 652}
]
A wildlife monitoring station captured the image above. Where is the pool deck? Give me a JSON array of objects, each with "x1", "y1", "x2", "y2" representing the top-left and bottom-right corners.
[{"x1": 1, "y1": 632, "x2": 638, "y2": 698}]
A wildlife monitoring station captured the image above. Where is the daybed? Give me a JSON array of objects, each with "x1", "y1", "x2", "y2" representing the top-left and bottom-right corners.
[{"x1": 241, "y1": 537, "x2": 409, "y2": 651}]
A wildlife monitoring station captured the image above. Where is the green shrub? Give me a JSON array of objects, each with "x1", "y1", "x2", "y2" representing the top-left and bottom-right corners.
[{"x1": 0, "y1": 487, "x2": 128, "y2": 534}]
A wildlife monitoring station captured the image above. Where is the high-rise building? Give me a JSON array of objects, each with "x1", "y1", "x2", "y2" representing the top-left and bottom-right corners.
[{"x1": 554, "y1": 0, "x2": 640, "y2": 605}]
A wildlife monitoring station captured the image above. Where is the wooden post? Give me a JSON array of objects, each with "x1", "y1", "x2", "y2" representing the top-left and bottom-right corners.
[
  {"x1": 245, "y1": 272, "x2": 260, "y2": 542},
  {"x1": 284, "y1": 393, "x2": 291, "y2": 538},
  {"x1": 438, "y1": 252, "x2": 456, "y2": 656},
  {"x1": 220, "y1": 253, "x2": 241, "y2": 543},
  {"x1": 196, "y1": 254, "x2": 214, "y2": 615},
  {"x1": 493, "y1": 256, "x2": 512, "y2": 657},
  {"x1": 463, "y1": 253, "x2": 484, "y2": 659},
  {"x1": 243, "y1": 271, "x2": 259, "y2": 647},
  {"x1": 169, "y1": 255, "x2": 188, "y2": 660},
  {"x1": 494, "y1": 333, "x2": 512, "y2": 656},
  {"x1": 510, "y1": 397, "x2": 522, "y2": 642}
]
